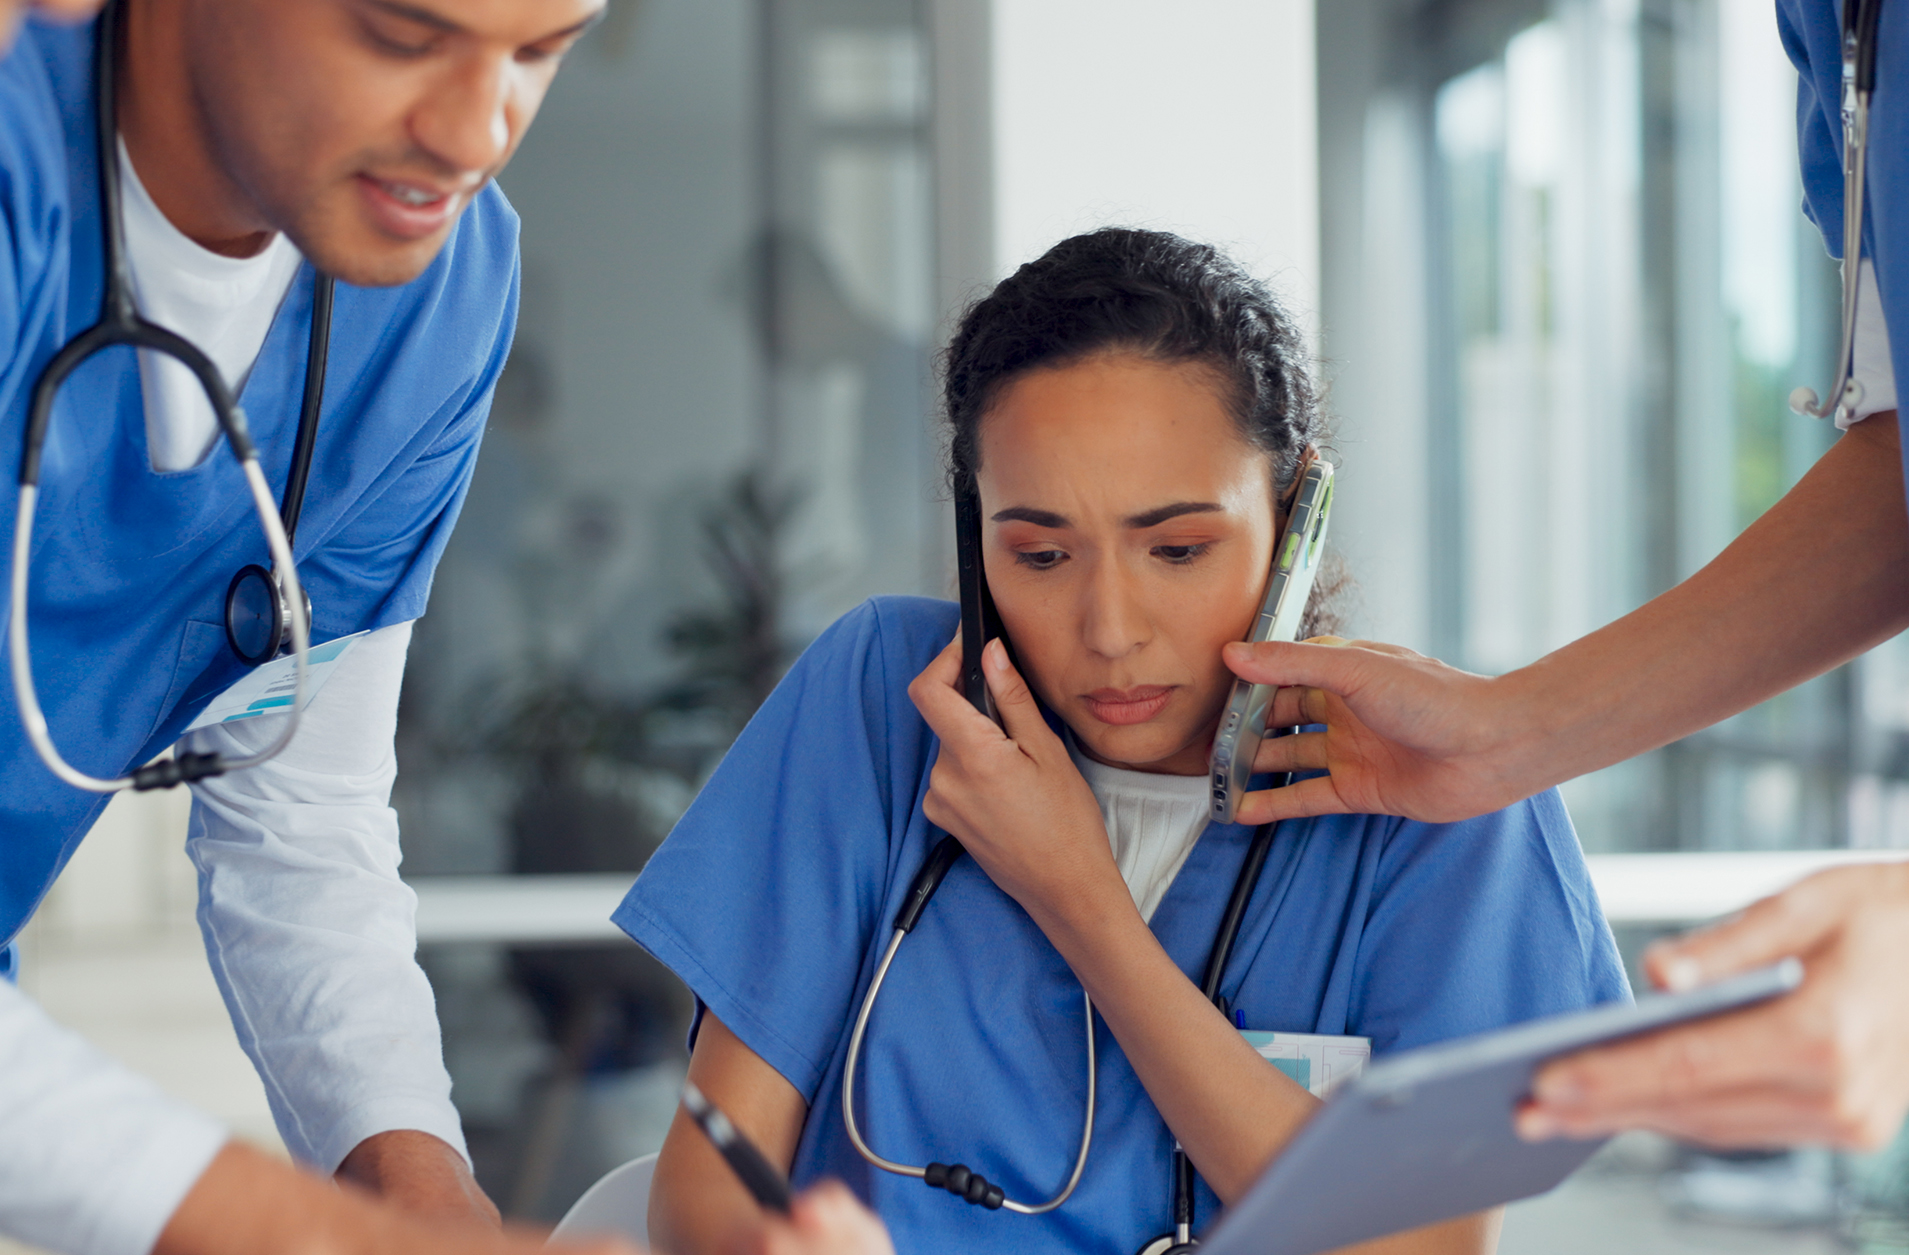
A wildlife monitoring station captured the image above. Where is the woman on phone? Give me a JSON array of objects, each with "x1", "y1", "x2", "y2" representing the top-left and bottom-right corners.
[{"x1": 616, "y1": 229, "x2": 1629, "y2": 1255}]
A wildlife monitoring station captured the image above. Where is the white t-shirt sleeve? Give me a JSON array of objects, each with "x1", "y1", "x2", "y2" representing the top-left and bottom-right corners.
[
  {"x1": 1839, "y1": 258, "x2": 1898, "y2": 429},
  {"x1": 0, "y1": 978, "x2": 227, "y2": 1255},
  {"x1": 185, "y1": 620, "x2": 466, "y2": 1172}
]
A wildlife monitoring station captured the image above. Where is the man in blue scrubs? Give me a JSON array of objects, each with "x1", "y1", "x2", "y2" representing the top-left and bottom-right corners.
[
  {"x1": 0, "y1": 1, "x2": 625, "y2": 1251},
  {"x1": 1224, "y1": 0, "x2": 1909, "y2": 1156},
  {"x1": 0, "y1": 3, "x2": 900, "y2": 1252}
]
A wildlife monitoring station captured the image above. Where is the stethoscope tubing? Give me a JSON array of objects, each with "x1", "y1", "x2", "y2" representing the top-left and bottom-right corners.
[
  {"x1": 842, "y1": 901, "x2": 1098, "y2": 1214},
  {"x1": 8, "y1": 461, "x2": 308, "y2": 792},
  {"x1": 1795, "y1": 0, "x2": 1886, "y2": 421},
  {"x1": 6, "y1": 0, "x2": 311, "y2": 793}
]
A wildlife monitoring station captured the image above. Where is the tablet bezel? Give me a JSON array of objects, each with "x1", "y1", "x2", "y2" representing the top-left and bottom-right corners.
[{"x1": 1198, "y1": 960, "x2": 1805, "y2": 1255}]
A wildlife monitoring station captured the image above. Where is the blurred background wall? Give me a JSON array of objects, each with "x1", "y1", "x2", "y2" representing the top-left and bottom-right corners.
[{"x1": 15, "y1": 0, "x2": 1909, "y2": 1249}]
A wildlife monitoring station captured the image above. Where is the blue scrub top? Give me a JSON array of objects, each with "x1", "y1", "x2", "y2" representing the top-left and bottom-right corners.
[
  {"x1": 0, "y1": 18, "x2": 519, "y2": 942},
  {"x1": 1782, "y1": 0, "x2": 1909, "y2": 431},
  {"x1": 617, "y1": 597, "x2": 1631, "y2": 1255}
]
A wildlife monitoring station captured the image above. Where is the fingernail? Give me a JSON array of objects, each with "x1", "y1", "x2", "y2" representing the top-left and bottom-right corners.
[
  {"x1": 1532, "y1": 1071, "x2": 1584, "y2": 1105},
  {"x1": 1516, "y1": 1109, "x2": 1559, "y2": 1141},
  {"x1": 1660, "y1": 955, "x2": 1703, "y2": 992},
  {"x1": 985, "y1": 638, "x2": 1007, "y2": 671}
]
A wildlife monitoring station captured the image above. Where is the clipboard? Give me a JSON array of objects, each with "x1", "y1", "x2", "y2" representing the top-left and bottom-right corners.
[{"x1": 1198, "y1": 960, "x2": 1805, "y2": 1255}]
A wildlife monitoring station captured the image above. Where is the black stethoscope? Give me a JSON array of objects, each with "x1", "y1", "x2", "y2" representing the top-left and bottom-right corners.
[
  {"x1": 841, "y1": 775, "x2": 1289, "y2": 1252},
  {"x1": 1792, "y1": 0, "x2": 1886, "y2": 421},
  {"x1": 6, "y1": 0, "x2": 329, "y2": 795}
]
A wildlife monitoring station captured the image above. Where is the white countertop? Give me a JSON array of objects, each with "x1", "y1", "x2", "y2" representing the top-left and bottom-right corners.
[{"x1": 406, "y1": 849, "x2": 1909, "y2": 946}]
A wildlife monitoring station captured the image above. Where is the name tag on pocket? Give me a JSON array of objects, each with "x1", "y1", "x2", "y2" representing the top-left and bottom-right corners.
[
  {"x1": 1240, "y1": 1030, "x2": 1371, "y2": 1098},
  {"x1": 185, "y1": 632, "x2": 367, "y2": 731}
]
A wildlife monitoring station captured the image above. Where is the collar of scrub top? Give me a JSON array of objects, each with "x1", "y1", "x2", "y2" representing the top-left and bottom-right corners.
[
  {"x1": 1792, "y1": 0, "x2": 1887, "y2": 422},
  {"x1": 7, "y1": 0, "x2": 323, "y2": 794}
]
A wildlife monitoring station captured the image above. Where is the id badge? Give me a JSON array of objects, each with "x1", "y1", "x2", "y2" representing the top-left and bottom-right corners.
[
  {"x1": 184, "y1": 631, "x2": 367, "y2": 731},
  {"x1": 1241, "y1": 1029, "x2": 1371, "y2": 1098}
]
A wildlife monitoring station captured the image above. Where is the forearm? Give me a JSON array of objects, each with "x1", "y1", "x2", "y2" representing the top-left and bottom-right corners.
[
  {"x1": 336, "y1": 1130, "x2": 498, "y2": 1224},
  {"x1": 1041, "y1": 898, "x2": 1495, "y2": 1252},
  {"x1": 1499, "y1": 412, "x2": 1909, "y2": 788},
  {"x1": 650, "y1": 1014, "x2": 807, "y2": 1255},
  {"x1": 0, "y1": 979, "x2": 227, "y2": 1255},
  {"x1": 190, "y1": 621, "x2": 468, "y2": 1175},
  {"x1": 157, "y1": 1142, "x2": 604, "y2": 1255},
  {"x1": 1034, "y1": 892, "x2": 1314, "y2": 1204},
  {"x1": 158, "y1": 1142, "x2": 386, "y2": 1255}
]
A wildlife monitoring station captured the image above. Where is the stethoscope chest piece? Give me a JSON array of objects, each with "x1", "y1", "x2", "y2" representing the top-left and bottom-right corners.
[{"x1": 225, "y1": 562, "x2": 312, "y2": 667}]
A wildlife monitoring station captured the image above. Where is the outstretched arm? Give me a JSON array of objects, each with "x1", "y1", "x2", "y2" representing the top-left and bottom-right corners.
[
  {"x1": 649, "y1": 1014, "x2": 810, "y2": 1255},
  {"x1": 1226, "y1": 413, "x2": 1909, "y2": 825}
]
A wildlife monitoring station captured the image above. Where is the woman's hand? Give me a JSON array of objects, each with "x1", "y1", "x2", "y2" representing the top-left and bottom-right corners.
[
  {"x1": 1518, "y1": 862, "x2": 1909, "y2": 1149},
  {"x1": 742, "y1": 1183, "x2": 895, "y2": 1255},
  {"x1": 907, "y1": 634, "x2": 1129, "y2": 926}
]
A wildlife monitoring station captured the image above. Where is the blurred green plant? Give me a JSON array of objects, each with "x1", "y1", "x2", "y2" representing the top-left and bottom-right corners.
[{"x1": 467, "y1": 469, "x2": 802, "y2": 873}]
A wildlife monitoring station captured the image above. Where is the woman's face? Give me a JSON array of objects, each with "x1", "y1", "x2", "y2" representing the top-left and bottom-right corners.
[{"x1": 974, "y1": 352, "x2": 1280, "y2": 776}]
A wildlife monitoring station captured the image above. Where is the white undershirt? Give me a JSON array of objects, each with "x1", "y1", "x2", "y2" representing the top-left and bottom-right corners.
[
  {"x1": 119, "y1": 142, "x2": 303, "y2": 472},
  {"x1": 1840, "y1": 258, "x2": 1898, "y2": 429},
  {"x1": 0, "y1": 155, "x2": 459, "y2": 1255},
  {"x1": 1070, "y1": 740, "x2": 1211, "y2": 923}
]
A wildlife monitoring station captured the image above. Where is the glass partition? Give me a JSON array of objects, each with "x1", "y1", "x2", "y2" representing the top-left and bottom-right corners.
[{"x1": 392, "y1": 0, "x2": 939, "y2": 1215}]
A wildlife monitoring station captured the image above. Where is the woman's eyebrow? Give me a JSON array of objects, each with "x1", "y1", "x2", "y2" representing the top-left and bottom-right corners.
[
  {"x1": 991, "y1": 506, "x2": 1070, "y2": 528},
  {"x1": 1125, "y1": 501, "x2": 1223, "y2": 528},
  {"x1": 990, "y1": 501, "x2": 1224, "y2": 529}
]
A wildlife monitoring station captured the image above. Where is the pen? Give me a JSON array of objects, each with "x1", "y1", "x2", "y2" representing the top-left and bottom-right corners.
[{"x1": 681, "y1": 1080, "x2": 795, "y2": 1215}]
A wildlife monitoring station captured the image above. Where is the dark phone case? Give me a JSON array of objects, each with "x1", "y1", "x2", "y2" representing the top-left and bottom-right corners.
[{"x1": 955, "y1": 489, "x2": 1005, "y2": 725}]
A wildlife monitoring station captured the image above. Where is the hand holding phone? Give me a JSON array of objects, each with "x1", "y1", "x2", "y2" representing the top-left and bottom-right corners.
[
  {"x1": 955, "y1": 488, "x2": 1005, "y2": 725},
  {"x1": 1208, "y1": 457, "x2": 1335, "y2": 823}
]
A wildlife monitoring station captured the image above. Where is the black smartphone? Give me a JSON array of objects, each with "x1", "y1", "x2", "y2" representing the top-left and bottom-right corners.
[{"x1": 955, "y1": 487, "x2": 1006, "y2": 726}]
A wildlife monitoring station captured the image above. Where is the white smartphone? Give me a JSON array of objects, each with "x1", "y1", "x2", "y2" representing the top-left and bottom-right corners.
[{"x1": 1207, "y1": 457, "x2": 1335, "y2": 823}]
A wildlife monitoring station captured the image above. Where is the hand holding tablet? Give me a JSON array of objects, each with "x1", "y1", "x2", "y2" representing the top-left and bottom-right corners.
[
  {"x1": 1198, "y1": 960, "x2": 1803, "y2": 1255},
  {"x1": 1522, "y1": 863, "x2": 1909, "y2": 1150}
]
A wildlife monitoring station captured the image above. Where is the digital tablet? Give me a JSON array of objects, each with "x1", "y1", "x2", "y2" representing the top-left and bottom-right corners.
[{"x1": 1199, "y1": 959, "x2": 1805, "y2": 1255}]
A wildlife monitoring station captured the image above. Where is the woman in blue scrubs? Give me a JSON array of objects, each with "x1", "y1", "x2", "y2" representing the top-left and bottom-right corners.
[{"x1": 617, "y1": 229, "x2": 1631, "y2": 1255}]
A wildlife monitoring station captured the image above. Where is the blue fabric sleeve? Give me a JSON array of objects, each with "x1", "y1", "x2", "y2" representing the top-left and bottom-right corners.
[
  {"x1": 1779, "y1": 0, "x2": 1845, "y2": 254},
  {"x1": 615, "y1": 599, "x2": 931, "y2": 1098},
  {"x1": 1349, "y1": 790, "x2": 1631, "y2": 1055}
]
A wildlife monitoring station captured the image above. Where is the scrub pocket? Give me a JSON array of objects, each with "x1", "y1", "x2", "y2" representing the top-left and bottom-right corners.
[{"x1": 1240, "y1": 1030, "x2": 1371, "y2": 1098}]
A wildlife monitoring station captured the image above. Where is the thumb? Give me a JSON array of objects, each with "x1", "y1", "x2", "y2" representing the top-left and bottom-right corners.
[
  {"x1": 1223, "y1": 637, "x2": 1369, "y2": 694},
  {"x1": 1646, "y1": 868, "x2": 1850, "y2": 990},
  {"x1": 982, "y1": 638, "x2": 1057, "y2": 750}
]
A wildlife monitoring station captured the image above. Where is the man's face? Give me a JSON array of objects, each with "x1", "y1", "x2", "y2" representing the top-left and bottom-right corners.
[{"x1": 178, "y1": 0, "x2": 602, "y2": 286}]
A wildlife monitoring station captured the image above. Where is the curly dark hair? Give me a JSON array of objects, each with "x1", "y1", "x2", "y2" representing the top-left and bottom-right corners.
[{"x1": 940, "y1": 227, "x2": 1349, "y2": 635}]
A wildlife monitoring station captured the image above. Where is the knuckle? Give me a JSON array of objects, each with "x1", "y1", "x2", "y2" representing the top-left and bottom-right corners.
[
  {"x1": 1826, "y1": 1091, "x2": 1880, "y2": 1148},
  {"x1": 1660, "y1": 1031, "x2": 1711, "y2": 1096}
]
